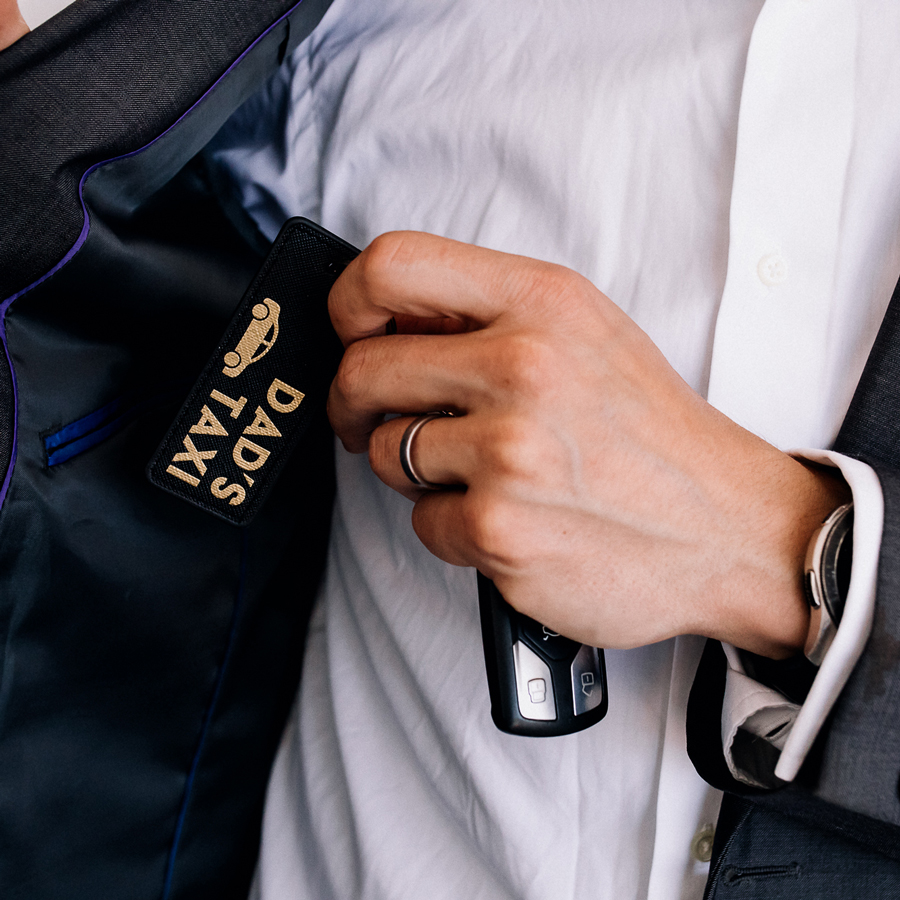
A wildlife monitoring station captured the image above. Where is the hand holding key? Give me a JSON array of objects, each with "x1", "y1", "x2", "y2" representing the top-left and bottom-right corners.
[{"x1": 327, "y1": 231, "x2": 849, "y2": 659}]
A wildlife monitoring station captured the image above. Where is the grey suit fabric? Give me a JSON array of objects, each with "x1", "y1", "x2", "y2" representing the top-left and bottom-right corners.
[
  {"x1": 706, "y1": 796, "x2": 900, "y2": 899},
  {"x1": 823, "y1": 278, "x2": 900, "y2": 825},
  {"x1": 815, "y1": 466, "x2": 900, "y2": 824}
]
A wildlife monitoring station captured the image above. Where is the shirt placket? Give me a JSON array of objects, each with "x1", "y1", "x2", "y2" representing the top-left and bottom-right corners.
[{"x1": 707, "y1": 0, "x2": 858, "y2": 452}]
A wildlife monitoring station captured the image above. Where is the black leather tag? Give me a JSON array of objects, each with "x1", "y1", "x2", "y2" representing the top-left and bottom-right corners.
[{"x1": 147, "y1": 218, "x2": 358, "y2": 525}]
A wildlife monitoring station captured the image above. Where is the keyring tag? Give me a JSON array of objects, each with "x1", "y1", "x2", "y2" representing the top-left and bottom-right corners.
[{"x1": 147, "y1": 218, "x2": 358, "y2": 525}]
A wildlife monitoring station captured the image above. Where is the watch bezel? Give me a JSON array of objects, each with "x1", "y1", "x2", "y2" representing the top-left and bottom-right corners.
[{"x1": 803, "y1": 502, "x2": 853, "y2": 666}]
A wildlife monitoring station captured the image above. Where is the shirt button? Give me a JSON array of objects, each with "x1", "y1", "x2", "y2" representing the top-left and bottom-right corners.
[
  {"x1": 691, "y1": 823, "x2": 716, "y2": 863},
  {"x1": 757, "y1": 253, "x2": 788, "y2": 287}
]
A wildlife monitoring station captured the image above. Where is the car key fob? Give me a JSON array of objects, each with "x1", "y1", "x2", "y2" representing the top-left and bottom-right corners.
[{"x1": 478, "y1": 572, "x2": 607, "y2": 736}]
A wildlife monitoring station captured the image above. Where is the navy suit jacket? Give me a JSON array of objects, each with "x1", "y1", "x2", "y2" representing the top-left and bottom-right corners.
[{"x1": 1, "y1": 2, "x2": 898, "y2": 898}]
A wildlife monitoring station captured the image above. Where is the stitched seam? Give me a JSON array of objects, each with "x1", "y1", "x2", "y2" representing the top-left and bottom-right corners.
[
  {"x1": 0, "y1": 318, "x2": 18, "y2": 515},
  {"x1": 722, "y1": 863, "x2": 801, "y2": 884}
]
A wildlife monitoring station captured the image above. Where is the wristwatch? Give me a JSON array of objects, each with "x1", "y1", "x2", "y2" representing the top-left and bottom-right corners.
[{"x1": 803, "y1": 502, "x2": 853, "y2": 666}]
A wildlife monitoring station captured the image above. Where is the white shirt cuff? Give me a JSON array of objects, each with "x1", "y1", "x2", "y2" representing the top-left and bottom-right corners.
[{"x1": 720, "y1": 450, "x2": 882, "y2": 786}]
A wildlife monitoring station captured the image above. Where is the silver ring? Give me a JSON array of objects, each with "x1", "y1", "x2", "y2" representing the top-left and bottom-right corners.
[{"x1": 399, "y1": 411, "x2": 453, "y2": 489}]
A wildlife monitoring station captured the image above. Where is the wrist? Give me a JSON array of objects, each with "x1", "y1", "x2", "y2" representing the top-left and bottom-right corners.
[
  {"x1": 710, "y1": 455, "x2": 851, "y2": 660},
  {"x1": 763, "y1": 460, "x2": 851, "y2": 659}
]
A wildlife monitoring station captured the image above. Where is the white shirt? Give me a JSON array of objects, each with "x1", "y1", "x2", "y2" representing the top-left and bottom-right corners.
[
  {"x1": 17, "y1": 0, "x2": 72, "y2": 30},
  {"x1": 206, "y1": 0, "x2": 900, "y2": 897}
]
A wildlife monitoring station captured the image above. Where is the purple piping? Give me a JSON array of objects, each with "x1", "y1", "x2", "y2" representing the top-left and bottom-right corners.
[
  {"x1": 0, "y1": 0, "x2": 308, "y2": 512},
  {"x1": 0, "y1": 318, "x2": 19, "y2": 511}
]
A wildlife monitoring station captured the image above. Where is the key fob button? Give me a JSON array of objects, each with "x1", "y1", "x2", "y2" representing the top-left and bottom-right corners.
[
  {"x1": 512, "y1": 641, "x2": 557, "y2": 721},
  {"x1": 571, "y1": 645, "x2": 605, "y2": 715},
  {"x1": 518, "y1": 614, "x2": 581, "y2": 661}
]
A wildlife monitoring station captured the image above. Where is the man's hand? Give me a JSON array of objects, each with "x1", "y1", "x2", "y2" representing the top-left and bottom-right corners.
[{"x1": 327, "y1": 232, "x2": 849, "y2": 657}]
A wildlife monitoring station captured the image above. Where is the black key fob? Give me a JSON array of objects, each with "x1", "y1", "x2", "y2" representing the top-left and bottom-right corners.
[{"x1": 478, "y1": 572, "x2": 608, "y2": 736}]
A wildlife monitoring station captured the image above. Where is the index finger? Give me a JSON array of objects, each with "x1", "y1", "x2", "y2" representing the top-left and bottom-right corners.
[{"x1": 328, "y1": 231, "x2": 557, "y2": 346}]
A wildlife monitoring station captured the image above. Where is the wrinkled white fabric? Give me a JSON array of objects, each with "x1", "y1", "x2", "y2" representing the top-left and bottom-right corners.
[{"x1": 205, "y1": 0, "x2": 900, "y2": 897}]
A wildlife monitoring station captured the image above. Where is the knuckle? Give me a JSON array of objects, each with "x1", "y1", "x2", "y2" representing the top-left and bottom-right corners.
[
  {"x1": 357, "y1": 231, "x2": 414, "y2": 293},
  {"x1": 522, "y1": 261, "x2": 583, "y2": 306},
  {"x1": 493, "y1": 333, "x2": 559, "y2": 401},
  {"x1": 366, "y1": 423, "x2": 394, "y2": 478},
  {"x1": 464, "y1": 494, "x2": 522, "y2": 569},
  {"x1": 333, "y1": 339, "x2": 372, "y2": 404},
  {"x1": 485, "y1": 416, "x2": 543, "y2": 483},
  {"x1": 519, "y1": 263, "x2": 612, "y2": 334}
]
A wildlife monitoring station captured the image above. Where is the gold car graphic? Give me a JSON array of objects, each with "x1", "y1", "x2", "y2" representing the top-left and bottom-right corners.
[{"x1": 222, "y1": 298, "x2": 281, "y2": 378}]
